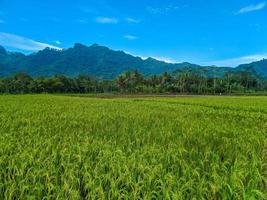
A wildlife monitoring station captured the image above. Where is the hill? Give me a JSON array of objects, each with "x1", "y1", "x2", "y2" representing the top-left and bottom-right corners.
[
  {"x1": 0, "y1": 44, "x2": 196, "y2": 79},
  {"x1": 0, "y1": 44, "x2": 266, "y2": 79},
  {"x1": 236, "y1": 59, "x2": 267, "y2": 79}
]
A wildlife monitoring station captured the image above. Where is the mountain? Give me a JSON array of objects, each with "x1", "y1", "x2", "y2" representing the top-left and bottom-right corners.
[
  {"x1": 0, "y1": 44, "x2": 196, "y2": 79},
  {"x1": 236, "y1": 59, "x2": 267, "y2": 79},
  {"x1": 0, "y1": 46, "x2": 26, "y2": 77},
  {"x1": 0, "y1": 44, "x2": 266, "y2": 79}
]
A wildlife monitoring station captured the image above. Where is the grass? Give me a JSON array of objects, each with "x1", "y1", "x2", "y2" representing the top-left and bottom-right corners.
[{"x1": 0, "y1": 94, "x2": 267, "y2": 199}]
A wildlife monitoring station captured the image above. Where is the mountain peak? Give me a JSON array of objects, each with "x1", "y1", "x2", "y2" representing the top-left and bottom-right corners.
[
  {"x1": 0, "y1": 46, "x2": 7, "y2": 55},
  {"x1": 146, "y1": 57, "x2": 155, "y2": 60},
  {"x1": 146, "y1": 57, "x2": 159, "y2": 62},
  {"x1": 73, "y1": 43, "x2": 87, "y2": 49},
  {"x1": 73, "y1": 43, "x2": 109, "y2": 51},
  {"x1": 91, "y1": 43, "x2": 100, "y2": 47}
]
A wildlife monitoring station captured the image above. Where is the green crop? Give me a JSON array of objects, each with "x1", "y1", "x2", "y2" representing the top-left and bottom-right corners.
[{"x1": 0, "y1": 95, "x2": 267, "y2": 199}]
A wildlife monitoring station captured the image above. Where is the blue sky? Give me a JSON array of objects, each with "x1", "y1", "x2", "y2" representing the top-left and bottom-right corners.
[{"x1": 0, "y1": 0, "x2": 266, "y2": 66}]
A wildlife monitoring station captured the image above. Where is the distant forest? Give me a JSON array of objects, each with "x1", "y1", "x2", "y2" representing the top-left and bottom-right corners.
[{"x1": 0, "y1": 69, "x2": 267, "y2": 94}]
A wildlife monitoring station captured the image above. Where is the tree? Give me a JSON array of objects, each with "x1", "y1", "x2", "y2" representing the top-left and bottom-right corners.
[{"x1": 13, "y1": 72, "x2": 33, "y2": 93}]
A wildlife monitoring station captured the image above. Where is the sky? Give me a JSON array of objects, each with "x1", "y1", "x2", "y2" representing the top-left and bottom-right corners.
[{"x1": 0, "y1": 0, "x2": 266, "y2": 67}]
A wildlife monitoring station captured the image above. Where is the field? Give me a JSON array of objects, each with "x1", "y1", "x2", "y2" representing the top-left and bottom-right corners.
[{"x1": 0, "y1": 95, "x2": 267, "y2": 199}]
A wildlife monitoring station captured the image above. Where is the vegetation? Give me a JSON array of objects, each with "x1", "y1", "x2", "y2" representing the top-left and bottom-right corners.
[
  {"x1": 0, "y1": 69, "x2": 267, "y2": 94},
  {"x1": 0, "y1": 95, "x2": 267, "y2": 199},
  {"x1": 1, "y1": 44, "x2": 267, "y2": 79},
  {"x1": 0, "y1": 44, "x2": 186, "y2": 79}
]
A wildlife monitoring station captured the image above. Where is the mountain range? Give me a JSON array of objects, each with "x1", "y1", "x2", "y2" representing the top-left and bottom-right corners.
[{"x1": 0, "y1": 43, "x2": 266, "y2": 79}]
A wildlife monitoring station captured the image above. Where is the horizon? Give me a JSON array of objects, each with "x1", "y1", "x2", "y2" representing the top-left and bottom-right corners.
[{"x1": 0, "y1": 0, "x2": 267, "y2": 67}]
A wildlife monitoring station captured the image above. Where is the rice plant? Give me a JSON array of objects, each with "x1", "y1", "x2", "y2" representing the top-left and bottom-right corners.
[{"x1": 0, "y1": 95, "x2": 267, "y2": 199}]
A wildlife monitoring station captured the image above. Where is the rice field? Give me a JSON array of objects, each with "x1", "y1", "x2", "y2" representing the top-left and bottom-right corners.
[{"x1": 0, "y1": 95, "x2": 267, "y2": 199}]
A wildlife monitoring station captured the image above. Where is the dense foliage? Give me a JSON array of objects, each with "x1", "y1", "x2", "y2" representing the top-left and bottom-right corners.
[
  {"x1": 0, "y1": 69, "x2": 266, "y2": 94},
  {"x1": 0, "y1": 95, "x2": 267, "y2": 199}
]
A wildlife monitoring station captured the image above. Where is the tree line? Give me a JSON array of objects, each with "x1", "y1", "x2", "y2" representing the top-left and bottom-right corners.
[{"x1": 0, "y1": 69, "x2": 266, "y2": 94}]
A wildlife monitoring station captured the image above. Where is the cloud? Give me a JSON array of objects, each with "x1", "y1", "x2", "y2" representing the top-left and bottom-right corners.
[
  {"x1": 206, "y1": 53, "x2": 267, "y2": 67},
  {"x1": 125, "y1": 18, "x2": 140, "y2": 23},
  {"x1": 146, "y1": 5, "x2": 179, "y2": 14},
  {"x1": 125, "y1": 51, "x2": 177, "y2": 63},
  {"x1": 55, "y1": 40, "x2": 61, "y2": 45},
  {"x1": 0, "y1": 32, "x2": 62, "y2": 51},
  {"x1": 76, "y1": 19, "x2": 87, "y2": 23},
  {"x1": 151, "y1": 56, "x2": 177, "y2": 63},
  {"x1": 124, "y1": 35, "x2": 138, "y2": 40},
  {"x1": 237, "y1": 2, "x2": 266, "y2": 14},
  {"x1": 147, "y1": 7, "x2": 164, "y2": 14},
  {"x1": 95, "y1": 17, "x2": 118, "y2": 24},
  {"x1": 0, "y1": 19, "x2": 5, "y2": 24}
]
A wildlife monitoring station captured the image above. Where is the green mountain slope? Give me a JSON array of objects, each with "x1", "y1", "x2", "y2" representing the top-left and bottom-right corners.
[
  {"x1": 236, "y1": 59, "x2": 267, "y2": 79},
  {"x1": 0, "y1": 44, "x2": 266, "y2": 79}
]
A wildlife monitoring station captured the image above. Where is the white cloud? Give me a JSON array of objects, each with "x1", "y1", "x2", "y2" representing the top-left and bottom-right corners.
[
  {"x1": 237, "y1": 2, "x2": 266, "y2": 14},
  {"x1": 124, "y1": 35, "x2": 138, "y2": 40},
  {"x1": 95, "y1": 17, "x2": 118, "y2": 24},
  {"x1": 0, "y1": 19, "x2": 5, "y2": 24},
  {"x1": 0, "y1": 32, "x2": 62, "y2": 51},
  {"x1": 147, "y1": 5, "x2": 179, "y2": 14},
  {"x1": 147, "y1": 6, "x2": 164, "y2": 14},
  {"x1": 205, "y1": 53, "x2": 267, "y2": 67},
  {"x1": 55, "y1": 40, "x2": 61, "y2": 45},
  {"x1": 125, "y1": 18, "x2": 140, "y2": 23},
  {"x1": 125, "y1": 51, "x2": 177, "y2": 63},
  {"x1": 151, "y1": 56, "x2": 177, "y2": 63}
]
